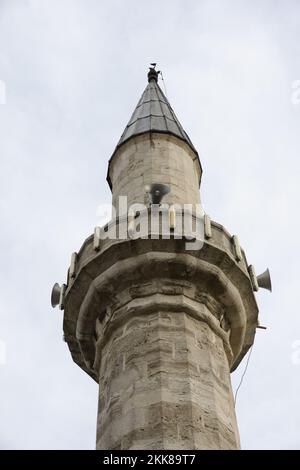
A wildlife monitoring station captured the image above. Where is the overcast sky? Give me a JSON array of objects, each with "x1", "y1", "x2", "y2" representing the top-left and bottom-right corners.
[{"x1": 0, "y1": 0, "x2": 300, "y2": 450}]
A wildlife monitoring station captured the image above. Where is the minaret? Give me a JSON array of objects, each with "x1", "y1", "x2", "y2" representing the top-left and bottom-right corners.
[{"x1": 52, "y1": 66, "x2": 269, "y2": 450}]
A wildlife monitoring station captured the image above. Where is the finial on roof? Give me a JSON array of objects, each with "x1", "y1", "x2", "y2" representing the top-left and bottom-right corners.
[
  {"x1": 148, "y1": 63, "x2": 160, "y2": 83},
  {"x1": 107, "y1": 64, "x2": 201, "y2": 189}
]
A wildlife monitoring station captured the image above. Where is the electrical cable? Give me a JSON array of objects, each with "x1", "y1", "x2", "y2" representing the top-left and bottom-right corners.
[
  {"x1": 159, "y1": 71, "x2": 168, "y2": 98},
  {"x1": 234, "y1": 344, "x2": 254, "y2": 406}
]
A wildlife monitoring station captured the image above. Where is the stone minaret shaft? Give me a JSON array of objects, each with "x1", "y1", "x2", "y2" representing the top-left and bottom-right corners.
[{"x1": 62, "y1": 67, "x2": 259, "y2": 450}]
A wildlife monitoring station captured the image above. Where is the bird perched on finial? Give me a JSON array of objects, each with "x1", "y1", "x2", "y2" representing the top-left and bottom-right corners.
[{"x1": 150, "y1": 62, "x2": 157, "y2": 68}]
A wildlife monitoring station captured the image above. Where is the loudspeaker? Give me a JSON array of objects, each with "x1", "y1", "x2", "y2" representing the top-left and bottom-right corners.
[
  {"x1": 257, "y1": 268, "x2": 272, "y2": 292},
  {"x1": 148, "y1": 183, "x2": 170, "y2": 205},
  {"x1": 51, "y1": 283, "x2": 61, "y2": 308}
]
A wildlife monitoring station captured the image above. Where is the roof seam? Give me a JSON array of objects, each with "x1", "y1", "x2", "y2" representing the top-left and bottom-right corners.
[
  {"x1": 125, "y1": 115, "x2": 181, "y2": 124},
  {"x1": 155, "y1": 82, "x2": 169, "y2": 133},
  {"x1": 115, "y1": 78, "x2": 198, "y2": 155}
]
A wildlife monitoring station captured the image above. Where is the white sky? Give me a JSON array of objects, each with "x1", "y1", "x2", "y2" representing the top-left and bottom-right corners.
[{"x1": 0, "y1": 0, "x2": 299, "y2": 449}]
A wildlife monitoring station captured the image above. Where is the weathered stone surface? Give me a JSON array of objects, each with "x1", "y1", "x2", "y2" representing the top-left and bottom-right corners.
[
  {"x1": 108, "y1": 133, "x2": 201, "y2": 213},
  {"x1": 63, "y1": 229, "x2": 258, "y2": 449},
  {"x1": 62, "y1": 73, "x2": 259, "y2": 450},
  {"x1": 96, "y1": 308, "x2": 239, "y2": 449}
]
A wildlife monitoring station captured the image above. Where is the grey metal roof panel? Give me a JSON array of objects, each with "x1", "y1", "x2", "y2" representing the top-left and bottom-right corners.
[{"x1": 114, "y1": 79, "x2": 198, "y2": 156}]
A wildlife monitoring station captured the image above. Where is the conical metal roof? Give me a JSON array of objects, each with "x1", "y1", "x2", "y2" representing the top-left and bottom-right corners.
[
  {"x1": 107, "y1": 68, "x2": 200, "y2": 189},
  {"x1": 117, "y1": 72, "x2": 198, "y2": 153}
]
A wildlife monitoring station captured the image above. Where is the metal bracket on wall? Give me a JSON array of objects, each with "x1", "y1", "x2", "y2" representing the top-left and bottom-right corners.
[
  {"x1": 69, "y1": 252, "x2": 78, "y2": 278},
  {"x1": 248, "y1": 264, "x2": 259, "y2": 291},
  {"x1": 59, "y1": 284, "x2": 67, "y2": 310},
  {"x1": 204, "y1": 214, "x2": 212, "y2": 239},
  {"x1": 232, "y1": 235, "x2": 243, "y2": 262},
  {"x1": 93, "y1": 227, "x2": 101, "y2": 251}
]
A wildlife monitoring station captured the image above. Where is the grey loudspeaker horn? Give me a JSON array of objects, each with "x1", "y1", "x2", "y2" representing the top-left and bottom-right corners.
[
  {"x1": 148, "y1": 183, "x2": 170, "y2": 205},
  {"x1": 257, "y1": 268, "x2": 272, "y2": 292},
  {"x1": 51, "y1": 283, "x2": 61, "y2": 308}
]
